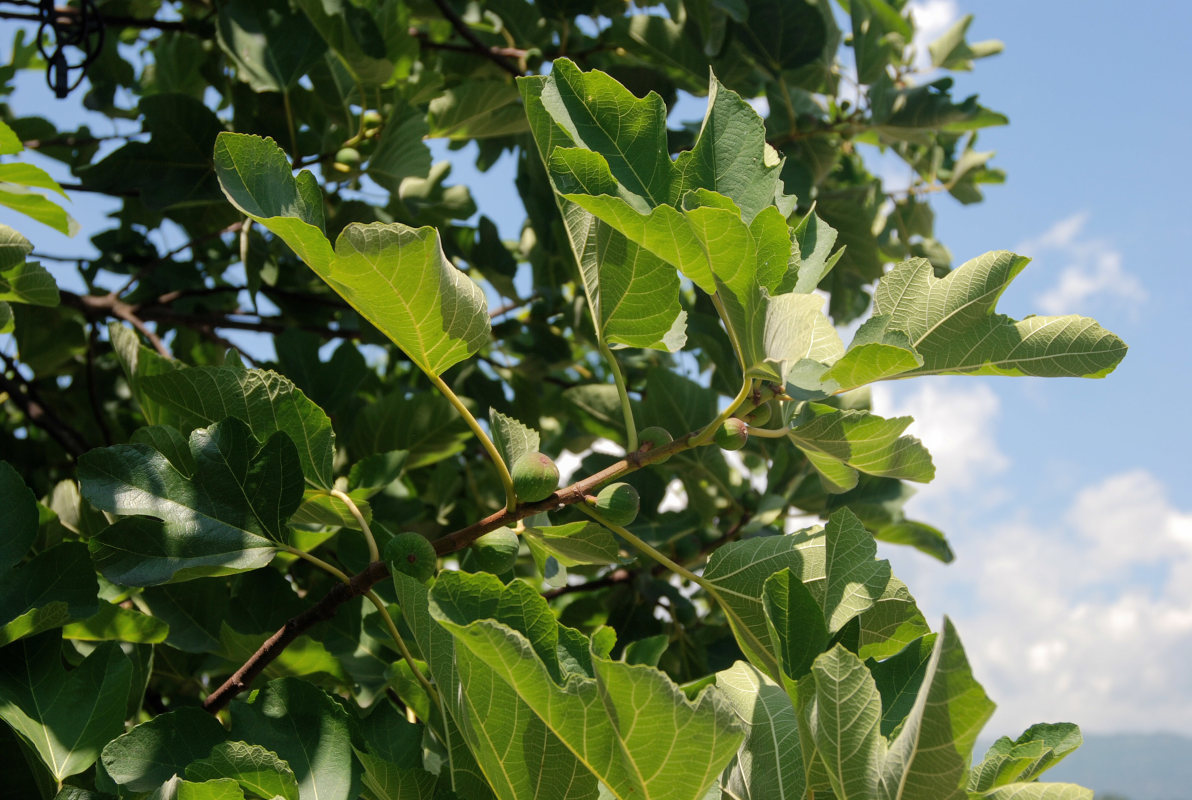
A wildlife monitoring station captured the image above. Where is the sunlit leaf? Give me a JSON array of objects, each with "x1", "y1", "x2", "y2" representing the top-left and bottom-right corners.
[
  {"x1": 429, "y1": 571, "x2": 745, "y2": 800},
  {"x1": 79, "y1": 418, "x2": 303, "y2": 586},
  {"x1": 0, "y1": 634, "x2": 132, "y2": 781}
]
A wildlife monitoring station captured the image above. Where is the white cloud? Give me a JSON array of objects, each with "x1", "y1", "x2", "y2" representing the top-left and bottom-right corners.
[
  {"x1": 884, "y1": 469, "x2": 1192, "y2": 736},
  {"x1": 870, "y1": 376, "x2": 1192, "y2": 734},
  {"x1": 871, "y1": 378, "x2": 1009, "y2": 503},
  {"x1": 746, "y1": 96, "x2": 770, "y2": 118},
  {"x1": 1018, "y1": 212, "x2": 1146, "y2": 316},
  {"x1": 908, "y1": 0, "x2": 960, "y2": 72}
]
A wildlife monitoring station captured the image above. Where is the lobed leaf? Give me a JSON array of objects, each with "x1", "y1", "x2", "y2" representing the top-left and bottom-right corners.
[
  {"x1": 787, "y1": 403, "x2": 935, "y2": 493},
  {"x1": 429, "y1": 570, "x2": 745, "y2": 800},
  {"x1": 215, "y1": 133, "x2": 491, "y2": 378},
  {"x1": 0, "y1": 633, "x2": 132, "y2": 782},
  {"x1": 715, "y1": 661, "x2": 807, "y2": 800},
  {"x1": 229, "y1": 677, "x2": 362, "y2": 800},
  {"x1": 141, "y1": 365, "x2": 336, "y2": 489},
  {"x1": 835, "y1": 251, "x2": 1127, "y2": 384},
  {"x1": 0, "y1": 466, "x2": 98, "y2": 644},
  {"x1": 102, "y1": 707, "x2": 228, "y2": 793},
  {"x1": 186, "y1": 741, "x2": 300, "y2": 800},
  {"x1": 79, "y1": 417, "x2": 303, "y2": 586}
]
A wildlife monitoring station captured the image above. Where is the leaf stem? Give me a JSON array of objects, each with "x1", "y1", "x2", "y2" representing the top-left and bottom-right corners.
[
  {"x1": 746, "y1": 425, "x2": 791, "y2": 439},
  {"x1": 281, "y1": 89, "x2": 299, "y2": 162},
  {"x1": 692, "y1": 378, "x2": 754, "y2": 447},
  {"x1": 577, "y1": 503, "x2": 782, "y2": 678},
  {"x1": 575, "y1": 503, "x2": 709, "y2": 590},
  {"x1": 598, "y1": 338, "x2": 638, "y2": 452},
  {"x1": 427, "y1": 370, "x2": 518, "y2": 512},
  {"x1": 331, "y1": 489, "x2": 378, "y2": 562},
  {"x1": 279, "y1": 542, "x2": 351, "y2": 584},
  {"x1": 363, "y1": 590, "x2": 438, "y2": 707}
]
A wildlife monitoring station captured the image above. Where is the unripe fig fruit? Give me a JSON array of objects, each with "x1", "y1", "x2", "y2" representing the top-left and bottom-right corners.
[
  {"x1": 362, "y1": 109, "x2": 383, "y2": 127},
  {"x1": 714, "y1": 417, "x2": 749, "y2": 451},
  {"x1": 594, "y1": 482, "x2": 640, "y2": 526},
  {"x1": 332, "y1": 147, "x2": 363, "y2": 175},
  {"x1": 383, "y1": 531, "x2": 437, "y2": 584},
  {"x1": 335, "y1": 146, "x2": 362, "y2": 165},
  {"x1": 745, "y1": 402, "x2": 772, "y2": 427},
  {"x1": 511, "y1": 451, "x2": 559, "y2": 502},
  {"x1": 469, "y1": 528, "x2": 519, "y2": 574},
  {"x1": 637, "y1": 426, "x2": 673, "y2": 463}
]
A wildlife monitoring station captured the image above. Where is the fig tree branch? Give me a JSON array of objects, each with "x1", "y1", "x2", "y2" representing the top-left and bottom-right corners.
[
  {"x1": 428, "y1": 0, "x2": 522, "y2": 76},
  {"x1": 202, "y1": 432, "x2": 693, "y2": 713}
]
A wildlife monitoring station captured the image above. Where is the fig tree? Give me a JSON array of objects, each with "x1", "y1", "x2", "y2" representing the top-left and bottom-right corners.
[
  {"x1": 714, "y1": 417, "x2": 749, "y2": 451},
  {"x1": 593, "y1": 482, "x2": 640, "y2": 526},
  {"x1": 383, "y1": 531, "x2": 437, "y2": 584},
  {"x1": 511, "y1": 451, "x2": 559, "y2": 502},
  {"x1": 637, "y1": 426, "x2": 673, "y2": 463}
]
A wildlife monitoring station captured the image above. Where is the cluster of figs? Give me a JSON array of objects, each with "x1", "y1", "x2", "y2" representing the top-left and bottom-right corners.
[{"x1": 384, "y1": 393, "x2": 778, "y2": 584}]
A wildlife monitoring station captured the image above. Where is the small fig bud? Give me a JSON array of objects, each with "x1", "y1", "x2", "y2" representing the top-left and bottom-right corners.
[
  {"x1": 511, "y1": 451, "x2": 559, "y2": 502},
  {"x1": 714, "y1": 418, "x2": 749, "y2": 451},
  {"x1": 383, "y1": 531, "x2": 437, "y2": 584},
  {"x1": 593, "y1": 482, "x2": 640, "y2": 526},
  {"x1": 637, "y1": 426, "x2": 673, "y2": 463},
  {"x1": 469, "y1": 528, "x2": 520, "y2": 574},
  {"x1": 362, "y1": 109, "x2": 383, "y2": 128}
]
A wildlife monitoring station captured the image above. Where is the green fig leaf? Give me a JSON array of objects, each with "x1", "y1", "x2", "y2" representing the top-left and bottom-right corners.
[
  {"x1": 215, "y1": 133, "x2": 490, "y2": 378},
  {"x1": 79, "y1": 418, "x2": 303, "y2": 586},
  {"x1": 0, "y1": 634, "x2": 132, "y2": 782}
]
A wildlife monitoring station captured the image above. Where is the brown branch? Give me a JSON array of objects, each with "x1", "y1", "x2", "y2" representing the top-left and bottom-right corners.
[
  {"x1": 0, "y1": 353, "x2": 88, "y2": 457},
  {"x1": 62, "y1": 291, "x2": 172, "y2": 357},
  {"x1": 23, "y1": 133, "x2": 139, "y2": 149},
  {"x1": 0, "y1": 6, "x2": 194, "y2": 32},
  {"x1": 409, "y1": 27, "x2": 528, "y2": 61},
  {"x1": 61, "y1": 289, "x2": 357, "y2": 345},
  {"x1": 427, "y1": 0, "x2": 522, "y2": 76},
  {"x1": 202, "y1": 433, "x2": 692, "y2": 713}
]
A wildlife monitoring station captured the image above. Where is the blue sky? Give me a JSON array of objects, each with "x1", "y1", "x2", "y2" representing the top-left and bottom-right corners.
[
  {"x1": 872, "y1": 0, "x2": 1192, "y2": 738},
  {"x1": 3, "y1": 0, "x2": 1189, "y2": 739}
]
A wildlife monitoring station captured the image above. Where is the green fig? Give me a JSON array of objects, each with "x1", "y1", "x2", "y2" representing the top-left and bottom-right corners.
[
  {"x1": 511, "y1": 451, "x2": 559, "y2": 502},
  {"x1": 383, "y1": 532, "x2": 437, "y2": 584},
  {"x1": 362, "y1": 109, "x2": 383, "y2": 128},
  {"x1": 332, "y1": 146, "x2": 363, "y2": 175},
  {"x1": 714, "y1": 417, "x2": 749, "y2": 451},
  {"x1": 593, "y1": 482, "x2": 640, "y2": 526},
  {"x1": 745, "y1": 401, "x2": 772, "y2": 427},
  {"x1": 468, "y1": 528, "x2": 520, "y2": 574},
  {"x1": 637, "y1": 426, "x2": 673, "y2": 463}
]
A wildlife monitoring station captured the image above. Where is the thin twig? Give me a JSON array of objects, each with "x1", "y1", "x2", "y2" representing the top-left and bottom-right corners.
[
  {"x1": 428, "y1": 0, "x2": 522, "y2": 76},
  {"x1": 0, "y1": 353, "x2": 88, "y2": 457},
  {"x1": 0, "y1": 7, "x2": 194, "y2": 31},
  {"x1": 409, "y1": 26, "x2": 528, "y2": 61}
]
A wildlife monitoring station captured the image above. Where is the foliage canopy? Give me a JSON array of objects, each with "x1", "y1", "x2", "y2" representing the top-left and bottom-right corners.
[{"x1": 0, "y1": 1, "x2": 1124, "y2": 799}]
